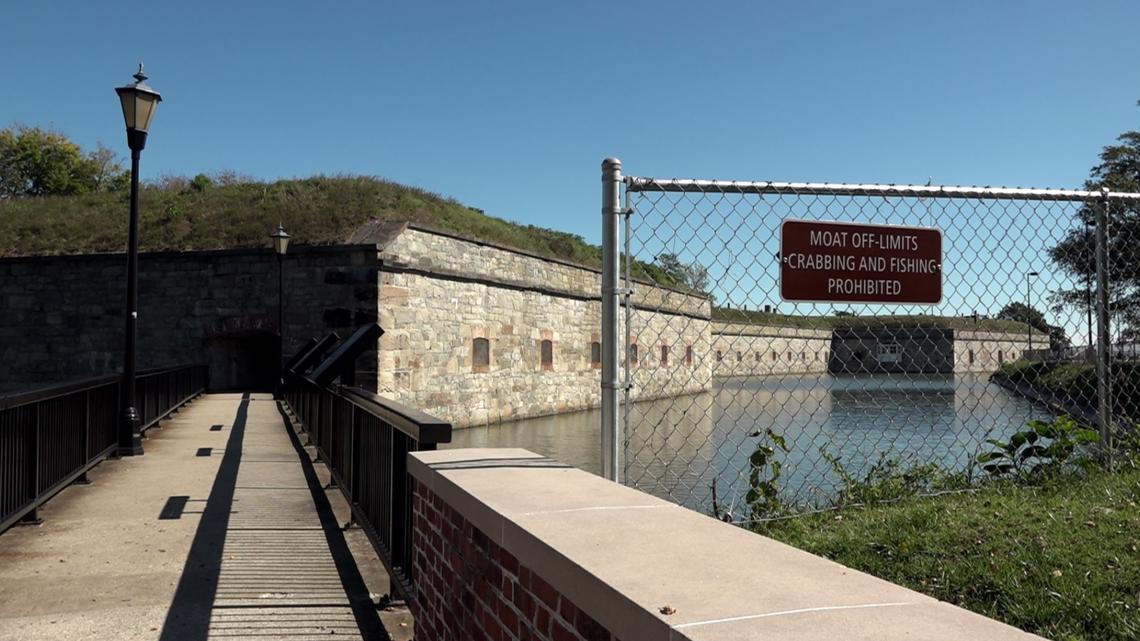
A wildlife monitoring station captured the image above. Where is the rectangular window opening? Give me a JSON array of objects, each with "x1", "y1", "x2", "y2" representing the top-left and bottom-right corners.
[{"x1": 473, "y1": 337, "x2": 490, "y2": 371}]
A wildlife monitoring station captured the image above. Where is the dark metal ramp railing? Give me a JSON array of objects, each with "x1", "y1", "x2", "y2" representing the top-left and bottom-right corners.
[
  {"x1": 0, "y1": 363, "x2": 208, "y2": 533},
  {"x1": 283, "y1": 374, "x2": 451, "y2": 604}
]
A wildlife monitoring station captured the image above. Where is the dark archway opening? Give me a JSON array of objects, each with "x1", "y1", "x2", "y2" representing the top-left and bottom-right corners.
[{"x1": 206, "y1": 331, "x2": 279, "y2": 392}]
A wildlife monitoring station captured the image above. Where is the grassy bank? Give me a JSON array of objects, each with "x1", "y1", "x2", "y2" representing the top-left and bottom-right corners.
[
  {"x1": 995, "y1": 360, "x2": 1140, "y2": 418},
  {"x1": 755, "y1": 468, "x2": 1140, "y2": 641}
]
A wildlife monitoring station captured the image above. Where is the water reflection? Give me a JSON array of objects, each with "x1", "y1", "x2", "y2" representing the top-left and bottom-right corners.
[{"x1": 447, "y1": 373, "x2": 1050, "y2": 513}]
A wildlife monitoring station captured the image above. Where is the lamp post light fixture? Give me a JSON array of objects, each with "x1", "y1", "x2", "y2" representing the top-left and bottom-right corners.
[
  {"x1": 115, "y1": 64, "x2": 162, "y2": 456},
  {"x1": 1026, "y1": 271, "x2": 1040, "y2": 357},
  {"x1": 270, "y1": 224, "x2": 291, "y2": 398}
]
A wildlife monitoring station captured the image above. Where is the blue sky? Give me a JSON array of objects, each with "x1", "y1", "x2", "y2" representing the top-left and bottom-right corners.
[{"x1": 4, "y1": 1, "x2": 1138, "y2": 341}]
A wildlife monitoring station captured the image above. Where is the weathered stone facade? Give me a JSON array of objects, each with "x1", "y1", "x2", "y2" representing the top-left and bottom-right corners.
[
  {"x1": 0, "y1": 246, "x2": 379, "y2": 392},
  {"x1": 954, "y1": 329, "x2": 1049, "y2": 372},
  {"x1": 827, "y1": 327, "x2": 1048, "y2": 375},
  {"x1": 710, "y1": 322, "x2": 831, "y2": 377},
  {"x1": 376, "y1": 226, "x2": 712, "y2": 427},
  {"x1": 711, "y1": 323, "x2": 1048, "y2": 377}
]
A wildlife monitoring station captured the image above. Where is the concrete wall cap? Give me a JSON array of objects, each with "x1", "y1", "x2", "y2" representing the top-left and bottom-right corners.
[{"x1": 409, "y1": 448, "x2": 1044, "y2": 641}]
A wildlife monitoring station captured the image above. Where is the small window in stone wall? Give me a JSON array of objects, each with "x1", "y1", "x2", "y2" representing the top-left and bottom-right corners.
[
  {"x1": 969, "y1": 349, "x2": 975, "y2": 365},
  {"x1": 541, "y1": 339, "x2": 553, "y2": 370},
  {"x1": 716, "y1": 350, "x2": 723, "y2": 362},
  {"x1": 660, "y1": 345, "x2": 669, "y2": 366},
  {"x1": 736, "y1": 351, "x2": 743, "y2": 362},
  {"x1": 591, "y1": 341, "x2": 601, "y2": 368},
  {"x1": 771, "y1": 351, "x2": 777, "y2": 362},
  {"x1": 686, "y1": 345, "x2": 693, "y2": 366},
  {"x1": 998, "y1": 350, "x2": 1004, "y2": 364},
  {"x1": 473, "y1": 338, "x2": 490, "y2": 372},
  {"x1": 630, "y1": 344, "x2": 639, "y2": 367},
  {"x1": 755, "y1": 352, "x2": 762, "y2": 363}
]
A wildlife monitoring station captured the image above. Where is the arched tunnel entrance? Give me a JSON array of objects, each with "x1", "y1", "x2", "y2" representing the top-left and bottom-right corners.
[{"x1": 205, "y1": 331, "x2": 279, "y2": 392}]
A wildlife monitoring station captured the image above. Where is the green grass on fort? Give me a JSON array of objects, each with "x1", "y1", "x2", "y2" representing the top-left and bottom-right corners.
[
  {"x1": 0, "y1": 173, "x2": 1031, "y2": 332},
  {"x1": 713, "y1": 306, "x2": 1031, "y2": 333},
  {"x1": 0, "y1": 173, "x2": 702, "y2": 289},
  {"x1": 0, "y1": 173, "x2": 608, "y2": 263}
]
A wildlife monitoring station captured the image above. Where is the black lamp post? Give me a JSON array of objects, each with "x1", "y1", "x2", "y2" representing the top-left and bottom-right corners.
[
  {"x1": 1026, "y1": 271, "x2": 1039, "y2": 356},
  {"x1": 115, "y1": 64, "x2": 161, "y2": 456},
  {"x1": 270, "y1": 224, "x2": 291, "y2": 398}
]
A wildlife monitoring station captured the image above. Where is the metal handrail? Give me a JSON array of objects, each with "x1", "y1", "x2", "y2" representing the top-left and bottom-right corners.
[
  {"x1": 0, "y1": 364, "x2": 208, "y2": 410},
  {"x1": 338, "y1": 386, "x2": 452, "y2": 445},
  {"x1": 1, "y1": 363, "x2": 208, "y2": 534}
]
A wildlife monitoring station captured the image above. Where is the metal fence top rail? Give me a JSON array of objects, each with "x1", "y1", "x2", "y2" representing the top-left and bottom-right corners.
[
  {"x1": 0, "y1": 363, "x2": 207, "y2": 411},
  {"x1": 339, "y1": 386, "x2": 453, "y2": 445},
  {"x1": 625, "y1": 176, "x2": 1140, "y2": 203}
]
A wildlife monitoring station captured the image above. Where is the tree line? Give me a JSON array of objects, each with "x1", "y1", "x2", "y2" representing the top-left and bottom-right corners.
[{"x1": 0, "y1": 125, "x2": 126, "y2": 198}]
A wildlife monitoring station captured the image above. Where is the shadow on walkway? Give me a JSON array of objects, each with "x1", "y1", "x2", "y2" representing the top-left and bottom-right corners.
[{"x1": 157, "y1": 394, "x2": 387, "y2": 640}]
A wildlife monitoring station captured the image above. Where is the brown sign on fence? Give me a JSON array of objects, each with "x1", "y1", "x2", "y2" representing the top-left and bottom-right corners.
[{"x1": 780, "y1": 220, "x2": 942, "y2": 304}]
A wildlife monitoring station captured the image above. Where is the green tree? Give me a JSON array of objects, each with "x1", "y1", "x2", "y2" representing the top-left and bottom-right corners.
[
  {"x1": 653, "y1": 252, "x2": 711, "y2": 294},
  {"x1": 1048, "y1": 104, "x2": 1140, "y2": 338},
  {"x1": 996, "y1": 302, "x2": 1071, "y2": 351},
  {"x1": 0, "y1": 125, "x2": 126, "y2": 198},
  {"x1": 996, "y1": 301, "x2": 1049, "y2": 332}
]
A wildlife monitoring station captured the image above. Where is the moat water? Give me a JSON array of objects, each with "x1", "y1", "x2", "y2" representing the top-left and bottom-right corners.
[{"x1": 446, "y1": 373, "x2": 1051, "y2": 513}]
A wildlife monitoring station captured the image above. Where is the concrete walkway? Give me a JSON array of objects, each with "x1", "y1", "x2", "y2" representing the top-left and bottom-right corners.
[{"x1": 0, "y1": 393, "x2": 410, "y2": 641}]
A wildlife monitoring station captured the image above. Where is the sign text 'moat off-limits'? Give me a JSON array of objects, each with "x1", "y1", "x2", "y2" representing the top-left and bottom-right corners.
[{"x1": 780, "y1": 219, "x2": 943, "y2": 305}]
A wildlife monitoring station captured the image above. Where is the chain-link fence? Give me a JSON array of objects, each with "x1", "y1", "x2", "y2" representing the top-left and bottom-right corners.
[{"x1": 600, "y1": 159, "x2": 1140, "y2": 523}]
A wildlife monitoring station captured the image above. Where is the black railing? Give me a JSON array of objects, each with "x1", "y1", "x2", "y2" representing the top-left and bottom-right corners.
[
  {"x1": 283, "y1": 375, "x2": 451, "y2": 601},
  {"x1": 0, "y1": 364, "x2": 208, "y2": 533}
]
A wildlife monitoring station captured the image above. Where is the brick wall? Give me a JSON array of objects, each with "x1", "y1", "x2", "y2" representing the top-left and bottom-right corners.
[{"x1": 412, "y1": 481, "x2": 622, "y2": 641}]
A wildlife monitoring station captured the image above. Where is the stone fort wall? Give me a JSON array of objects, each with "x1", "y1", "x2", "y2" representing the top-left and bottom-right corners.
[
  {"x1": 954, "y1": 329, "x2": 1049, "y2": 372},
  {"x1": 376, "y1": 226, "x2": 712, "y2": 428},
  {"x1": 0, "y1": 246, "x2": 379, "y2": 392},
  {"x1": 711, "y1": 322, "x2": 1048, "y2": 377},
  {"x1": 0, "y1": 223, "x2": 1043, "y2": 426},
  {"x1": 710, "y1": 322, "x2": 832, "y2": 377}
]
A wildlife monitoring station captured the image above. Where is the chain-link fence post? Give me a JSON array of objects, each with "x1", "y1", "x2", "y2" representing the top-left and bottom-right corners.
[
  {"x1": 1095, "y1": 188, "x2": 1113, "y2": 455},
  {"x1": 601, "y1": 158, "x2": 623, "y2": 482}
]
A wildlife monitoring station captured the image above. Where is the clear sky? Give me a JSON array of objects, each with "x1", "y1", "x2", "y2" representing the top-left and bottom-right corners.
[{"x1": 4, "y1": 1, "x2": 1138, "y2": 341}]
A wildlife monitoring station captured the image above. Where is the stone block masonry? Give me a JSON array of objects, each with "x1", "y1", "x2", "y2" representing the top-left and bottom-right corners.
[
  {"x1": 378, "y1": 226, "x2": 712, "y2": 427},
  {"x1": 0, "y1": 245, "x2": 379, "y2": 392},
  {"x1": 710, "y1": 322, "x2": 831, "y2": 377}
]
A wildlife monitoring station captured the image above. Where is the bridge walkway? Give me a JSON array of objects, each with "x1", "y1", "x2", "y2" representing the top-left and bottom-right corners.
[{"x1": 0, "y1": 392, "x2": 407, "y2": 641}]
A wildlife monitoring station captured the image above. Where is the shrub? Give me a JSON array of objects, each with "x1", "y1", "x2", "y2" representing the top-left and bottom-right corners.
[{"x1": 976, "y1": 415, "x2": 1100, "y2": 478}]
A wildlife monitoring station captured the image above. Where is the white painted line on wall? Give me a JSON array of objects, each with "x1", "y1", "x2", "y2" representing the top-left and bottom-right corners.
[
  {"x1": 673, "y1": 602, "x2": 919, "y2": 629},
  {"x1": 521, "y1": 505, "x2": 672, "y2": 516}
]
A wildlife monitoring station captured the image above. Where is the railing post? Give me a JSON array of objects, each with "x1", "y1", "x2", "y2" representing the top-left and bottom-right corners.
[
  {"x1": 22, "y1": 403, "x2": 42, "y2": 525},
  {"x1": 1094, "y1": 189, "x2": 1113, "y2": 456},
  {"x1": 601, "y1": 158, "x2": 623, "y2": 483}
]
